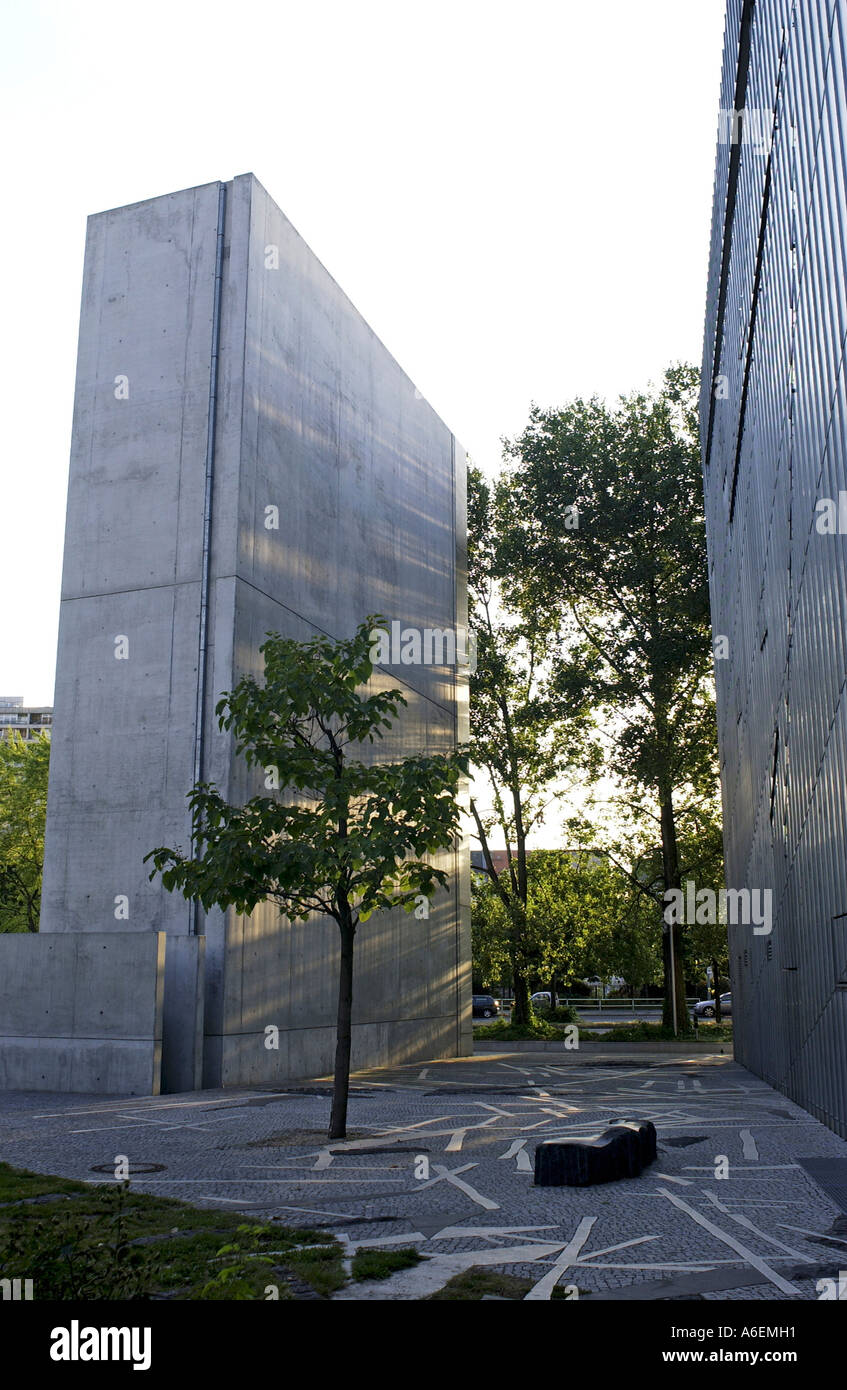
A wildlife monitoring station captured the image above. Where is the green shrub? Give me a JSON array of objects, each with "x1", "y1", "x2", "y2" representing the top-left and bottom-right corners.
[
  {"x1": 535, "y1": 1004, "x2": 580, "y2": 1024},
  {"x1": 474, "y1": 1016, "x2": 562, "y2": 1041},
  {"x1": 578, "y1": 1020, "x2": 702, "y2": 1042}
]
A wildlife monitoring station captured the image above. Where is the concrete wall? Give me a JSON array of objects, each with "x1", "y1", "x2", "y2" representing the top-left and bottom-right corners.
[
  {"x1": 201, "y1": 178, "x2": 472, "y2": 1083},
  {"x1": 5, "y1": 173, "x2": 470, "y2": 1094},
  {"x1": 40, "y1": 182, "x2": 222, "y2": 939},
  {"x1": 0, "y1": 934, "x2": 164, "y2": 1094}
]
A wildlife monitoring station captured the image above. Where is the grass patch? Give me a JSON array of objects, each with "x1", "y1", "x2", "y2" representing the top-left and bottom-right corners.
[
  {"x1": 427, "y1": 1267, "x2": 581, "y2": 1300},
  {"x1": 0, "y1": 1165, "x2": 86, "y2": 1202},
  {"x1": 285, "y1": 1243, "x2": 349, "y2": 1296},
  {"x1": 0, "y1": 1161, "x2": 344, "y2": 1301},
  {"x1": 351, "y1": 1247, "x2": 423, "y2": 1281}
]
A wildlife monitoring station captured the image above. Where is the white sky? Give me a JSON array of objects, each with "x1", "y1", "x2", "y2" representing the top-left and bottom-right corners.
[{"x1": 0, "y1": 0, "x2": 727, "y2": 707}]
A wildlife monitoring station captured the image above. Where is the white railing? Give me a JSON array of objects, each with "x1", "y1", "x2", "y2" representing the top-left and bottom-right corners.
[{"x1": 498, "y1": 996, "x2": 703, "y2": 1012}]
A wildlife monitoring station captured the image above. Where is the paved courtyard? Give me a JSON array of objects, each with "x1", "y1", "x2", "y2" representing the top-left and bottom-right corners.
[{"x1": 2, "y1": 1045, "x2": 846, "y2": 1300}]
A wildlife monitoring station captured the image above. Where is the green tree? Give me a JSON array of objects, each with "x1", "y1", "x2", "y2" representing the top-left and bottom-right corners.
[
  {"x1": 679, "y1": 808, "x2": 728, "y2": 1020},
  {"x1": 523, "y1": 849, "x2": 606, "y2": 994},
  {"x1": 499, "y1": 364, "x2": 717, "y2": 1032},
  {"x1": 468, "y1": 468, "x2": 597, "y2": 1025},
  {"x1": 470, "y1": 873, "x2": 511, "y2": 992},
  {"x1": 146, "y1": 619, "x2": 466, "y2": 1140},
  {"x1": 471, "y1": 846, "x2": 663, "y2": 1002},
  {"x1": 571, "y1": 854, "x2": 664, "y2": 993},
  {"x1": 0, "y1": 733, "x2": 50, "y2": 933}
]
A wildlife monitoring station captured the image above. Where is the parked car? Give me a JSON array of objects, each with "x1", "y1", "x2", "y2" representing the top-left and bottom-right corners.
[
  {"x1": 531, "y1": 991, "x2": 552, "y2": 1008},
  {"x1": 472, "y1": 994, "x2": 501, "y2": 1019},
  {"x1": 694, "y1": 993, "x2": 731, "y2": 1019}
]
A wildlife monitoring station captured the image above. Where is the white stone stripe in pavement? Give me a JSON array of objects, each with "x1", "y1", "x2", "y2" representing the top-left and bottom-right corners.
[
  {"x1": 703, "y1": 1191, "x2": 814, "y2": 1261},
  {"x1": 413, "y1": 1162, "x2": 499, "y2": 1210},
  {"x1": 431, "y1": 1225, "x2": 559, "y2": 1242},
  {"x1": 32, "y1": 1094, "x2": 285, "y2": 1120},
  {"x1": 524, "y1": 1217, "x2": 597, "y2": 1301},
  {"x1": 446, "y1": 1129, "x2": 469, "y2": 1152},
  {"x1": 657, "y1": 1188, "x2": 802, "y2": 1296},
  {"x1": 740, "y1": 1128, "x2": 759, "y2": 1159},
  {"x1": 579, "y1": 1235, "x2": 659, "y2": 1260},
  {"x1": 682, "y1": 1164, "x2": 799, "y2": 1172},
  {"x1": 498, "y1": 1138, "x2": 532, "y2": 1171},
  {"x1": 778, "y1": 1224, "x2": 847, "y2": 1245}
]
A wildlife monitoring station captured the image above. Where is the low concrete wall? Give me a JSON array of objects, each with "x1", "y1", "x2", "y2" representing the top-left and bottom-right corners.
[
  {"x1": 473, "y1": 1041, "x2": 734, "y2": 1056},
  {"x1": 0, "y1": 934, "x2": 165, "y2": 1094},
  {"x1": 216, "y1": 1015, "x2": 460, "y2": 1087}
]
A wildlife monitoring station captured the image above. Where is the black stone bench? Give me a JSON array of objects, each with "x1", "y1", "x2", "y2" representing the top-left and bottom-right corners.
[
  {"x1": 534, "y1": 1118, "x2": 657, "y2": 1186},
  {"x1": 609, "y1": 1116, "x2": 657, "y2": 1167}
]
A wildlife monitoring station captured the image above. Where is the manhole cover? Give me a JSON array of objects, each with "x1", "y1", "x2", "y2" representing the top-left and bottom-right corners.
[{"x1": 90, "y1": 1162, "x2": 166, "y2": 1175}]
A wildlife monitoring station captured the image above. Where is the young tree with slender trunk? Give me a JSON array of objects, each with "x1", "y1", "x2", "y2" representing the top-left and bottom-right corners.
[{"x1": 146, "y1": 619, "x2": 465, "y2": 1140}]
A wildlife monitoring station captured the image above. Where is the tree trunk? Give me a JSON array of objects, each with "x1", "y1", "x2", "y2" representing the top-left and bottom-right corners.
[
  {"x1": 659, "y1": 792, "x2": 688, "y2": 1034},
  {"x1": 329, "y1": 916, "x2": 356, "y2": 1141},
  {"x1": 669, "y1": 922, "x2": 687, "y2": 1032},
  {"x1": 512, "y1": 968, "x2": 531, "y2": 1026}
]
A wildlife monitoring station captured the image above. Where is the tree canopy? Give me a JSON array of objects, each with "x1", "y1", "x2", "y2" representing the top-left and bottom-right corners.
[
  {"x1": 146, "y1": 619, "x2": 466, "y2": 1138},
  {"x1": 490, "y1": 364, "x2": 719, "y2": 1029},
  {"x1": 0, "y1": 733, "x2": 50, "y2": 933}
]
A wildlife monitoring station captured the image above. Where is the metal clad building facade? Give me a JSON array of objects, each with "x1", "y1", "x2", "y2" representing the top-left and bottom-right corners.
[{"x1": 702, "y1": 0, "x2": 847, "y2": 1136}]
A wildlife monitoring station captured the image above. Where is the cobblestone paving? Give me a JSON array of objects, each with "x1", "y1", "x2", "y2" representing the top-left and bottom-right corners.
[{"x1": 1, "y1": 1048, "x2": 845, "y2": 1301}]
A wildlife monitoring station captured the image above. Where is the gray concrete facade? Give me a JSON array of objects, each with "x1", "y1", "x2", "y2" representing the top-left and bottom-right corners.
[{"x1": 4, "y1": 174, "x2": 471, "y2": 1093}]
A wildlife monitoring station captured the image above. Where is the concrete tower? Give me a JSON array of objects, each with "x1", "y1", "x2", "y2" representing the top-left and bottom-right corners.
[{"x1": 0, "y1": 175, "x2": 471, "y2": 1094}]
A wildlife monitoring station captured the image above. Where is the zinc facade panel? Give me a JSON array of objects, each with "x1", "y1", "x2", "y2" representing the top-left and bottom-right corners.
[{"x1": 702, "y1": 0, "x2": 847, "y2": 1136}]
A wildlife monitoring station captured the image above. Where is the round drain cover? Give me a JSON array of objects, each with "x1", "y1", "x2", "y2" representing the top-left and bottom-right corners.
[{"x1": 90, "y1": 1162, "x2": 166, "y2": 1174}]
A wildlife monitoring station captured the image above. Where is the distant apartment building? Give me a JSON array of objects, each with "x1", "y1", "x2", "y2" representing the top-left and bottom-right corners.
[
  {"x1": 701, "y1": 0, "x2": 847, "y2": 1137},
  {"x1": 0, "y1": 697, "x2": 52, "y2": 743},
  {"x1": 470, "y1": 848, "x2": 604, "y2": 877}
]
